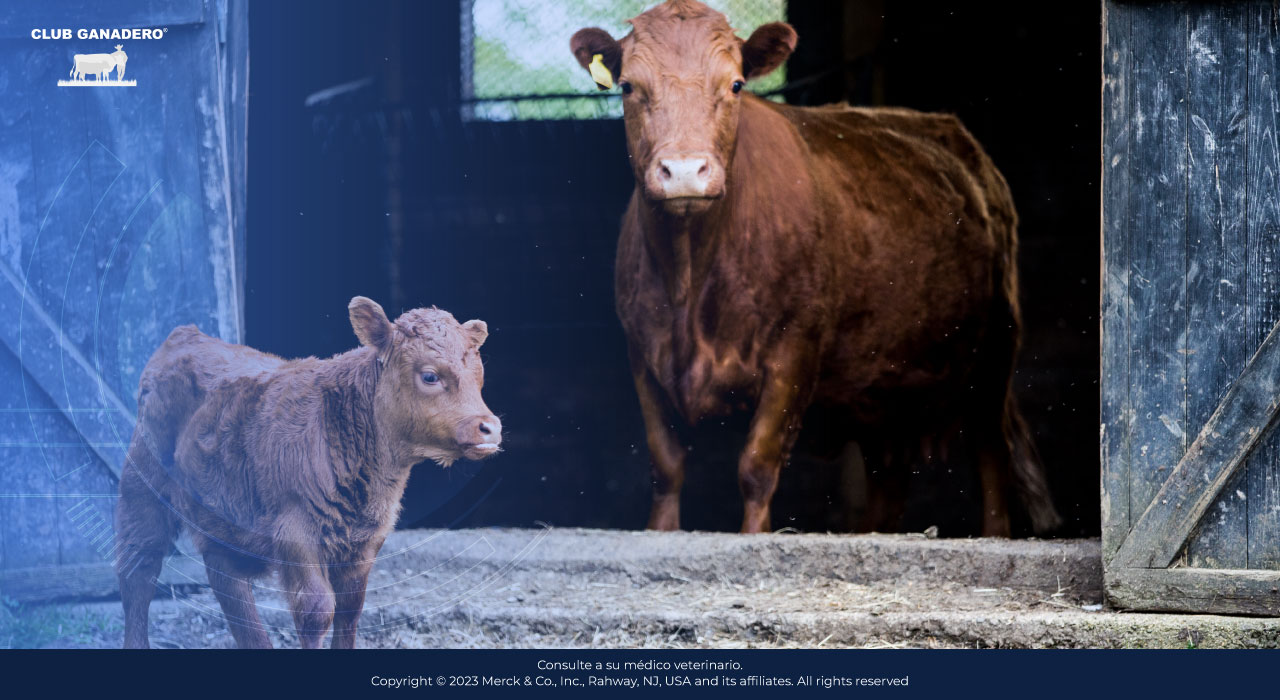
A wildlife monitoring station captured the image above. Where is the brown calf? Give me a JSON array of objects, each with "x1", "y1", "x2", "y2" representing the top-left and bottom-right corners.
[
  {"x1": 572, "y1": 0, "x2": 1060, "y2": 535},
  {"x1": 115, "y1": 297, "x2": 501, "y2": 648}
]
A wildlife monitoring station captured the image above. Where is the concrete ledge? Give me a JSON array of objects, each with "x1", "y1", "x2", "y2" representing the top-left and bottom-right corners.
[
  {"x1": 391, "y1": 528, "x2": 1103, "y2": 593},
  {"x1": 9, "y1": 528, "x2": 1280, "y2": 648},
  {"x1": 420, "y1": 604, "x2": 1280, "y2": 649}
]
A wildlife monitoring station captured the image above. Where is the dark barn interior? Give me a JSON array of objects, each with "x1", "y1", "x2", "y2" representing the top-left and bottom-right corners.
[{"x1": 246, "y1": 1, "x2": 1101, "y2": 536}]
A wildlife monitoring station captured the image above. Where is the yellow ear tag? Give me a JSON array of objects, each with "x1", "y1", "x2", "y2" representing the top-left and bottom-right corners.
[{"x1": 588, "y1": 53, "x2": 614, "y2": 90}]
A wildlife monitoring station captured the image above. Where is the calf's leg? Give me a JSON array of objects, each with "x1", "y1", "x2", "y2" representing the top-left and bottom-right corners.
[
  {"x1": 329, "y1": 557, "x2": 376, "y2": 649},
  {"x1": 115, "y1": 443, "x2": 178, "y2": 649},
  {"x1": 287, "y1": 571, "x2": 335, "y2": 649},
  {"x1": 274, "y1": 513, "x2": 337, "y2": 648},
  {"x1": 203, "y1": 548, "x2": 273, "y2": 648},
  {"x1": 329, "y1": 538, "x2": 381, "y2": 649},
  {"x1": 633, "y1": 367, "x2": 687, "y2": 531}
]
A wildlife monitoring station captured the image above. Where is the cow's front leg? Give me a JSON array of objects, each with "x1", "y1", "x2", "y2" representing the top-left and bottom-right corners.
[
  {"x1": 633, "y1": 366, "x2": 687, "y2": 531},
  {"x1": 739, "y1": 357, "x2": 814, "y2": 533}
]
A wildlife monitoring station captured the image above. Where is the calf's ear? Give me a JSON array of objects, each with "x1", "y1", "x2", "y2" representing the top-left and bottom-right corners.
[
  {"x1": 349, "y1": 296, "x2": 394, "y2": 353},
  {"x1": 570, "y1": 28, "x2": 622, "y2": 89},
  {"x1": 461, "y1": 319, "x2": 488, "y2": 349},
  {"x1": 741, "y1": 22, "x2": 797, "y2": 79}
]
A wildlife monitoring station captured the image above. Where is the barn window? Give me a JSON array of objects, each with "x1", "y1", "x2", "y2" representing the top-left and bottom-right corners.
[{"x1": 461, "y1": 0, "x2": 788, "y2": 121}]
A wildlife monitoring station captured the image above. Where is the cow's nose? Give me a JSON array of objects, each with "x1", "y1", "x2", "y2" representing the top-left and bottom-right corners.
[{"x1": 654, "y1": 156, "x2": 714, "y2": 198}]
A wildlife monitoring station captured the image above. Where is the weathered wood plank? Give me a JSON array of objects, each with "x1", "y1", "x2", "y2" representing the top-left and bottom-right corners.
[
  {"x1": 223, "y1": 0, "x2": 251, "y2": 338},
  {"x1": 0, "y1": 255, "x2": 135, "y2": 481},
  {"x1": 1246, "y1": 2, "x2": 1280, "y2": 570},
  {"x1": 1101, "y1": 1, "x2": 1133, "y2": 565},
  {"x1": 0, "y1": 557, "x2": 208, "y2": 605},
  {"x1": 1185, "y1": 2, "x2": 1250, "y2": 570},
  {"x1": 1107, "y1": 566, "x2": 1280, "y2": 616},
  {"x1": 193, "y1": 11, "x2": 243, "y2": 346},
  {"x1": 1115, "y1": 317, "x2": 1280, "y2": 569},
  {"x1": 0, "y1": 350, "x2": 61, "y2": 570},
  {"x1": 1125, "y1": 3, "x2": 1190, "y2": 542},
  {"x1": 0, "y1": 1, "x2": 247, "y2": 575},
  {"x1": 55, "y1": 486, "x2": 119, "y2": 566}
]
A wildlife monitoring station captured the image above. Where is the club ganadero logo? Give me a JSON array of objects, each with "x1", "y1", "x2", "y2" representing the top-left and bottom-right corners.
[{"x1": 32, "y1": 27, "x2": 167, "y2": 87}]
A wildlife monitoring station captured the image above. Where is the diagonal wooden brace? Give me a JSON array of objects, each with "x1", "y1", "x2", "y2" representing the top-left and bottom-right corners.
[
  {"x1": 0, "y1": 256, "x2": 135, "y2": 480},
  {"x1": 1115, "y1": 317, "x2": 1280, "y2": 569}
]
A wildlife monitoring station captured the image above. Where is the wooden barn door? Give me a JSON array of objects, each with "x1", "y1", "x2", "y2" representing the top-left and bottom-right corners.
[
  {"x1": 1103, "y1": 1, "x2": 1280, "y2": 614},
  {"x1": 0, "y1": 0, "x2": 246, "y2": 601}
]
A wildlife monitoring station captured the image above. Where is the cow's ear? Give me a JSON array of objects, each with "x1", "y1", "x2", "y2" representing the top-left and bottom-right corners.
[
  {"x1": 741, "y1": 22, "x2": 797, "y2": 79},
  {"x1": 349, "y1": 296, "x2": 394, "y2": 354},
  {"x1": 570, "y1": 28, "x2": 622, "y2": 88},
  {"x1": 461, "y1": 319, "x2": 488, "y2": 349}
]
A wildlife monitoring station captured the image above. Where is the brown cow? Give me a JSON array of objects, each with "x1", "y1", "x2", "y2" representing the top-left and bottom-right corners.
[
  {"x1": 571, "y1": 0, "x2": 1059, "y2": 536},
  {"x1": 115, "y1": 297, "x2": 501, "y2": 648}
]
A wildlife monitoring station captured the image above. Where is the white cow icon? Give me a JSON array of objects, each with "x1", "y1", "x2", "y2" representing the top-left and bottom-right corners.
[{"x1": 69, "y1": 45, "x2": 129, "y2": 83}]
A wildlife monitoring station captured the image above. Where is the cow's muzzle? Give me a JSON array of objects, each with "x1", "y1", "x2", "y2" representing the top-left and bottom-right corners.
[{"x1": 645, "y1": 153, "x2": 725, "y2": 202}]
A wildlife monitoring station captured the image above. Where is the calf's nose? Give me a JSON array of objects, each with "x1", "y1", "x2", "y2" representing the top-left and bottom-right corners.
[
  {"x1": 477, "y1": 417, "x2": 501, "y2": 442},
  {"x1": 653, "y1": 156, "x2": 715, "y2": 198},
  {"x1": 458, "y1": 414, "x2": 502, "y2": 446}
]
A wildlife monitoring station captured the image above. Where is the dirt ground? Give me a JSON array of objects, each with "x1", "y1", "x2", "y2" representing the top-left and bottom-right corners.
[{"x1": 4, "y1": 529, "x2": 1278, "y2": 649}]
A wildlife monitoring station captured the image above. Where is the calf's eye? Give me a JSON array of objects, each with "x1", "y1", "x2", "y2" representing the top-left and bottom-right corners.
[
  {"x1": 620, "y1": 81, "x2": 633, "y2": 95},
  {"x1": 731, "y1": 80, "x2": 744, "y2": 94},
  {"x1": 421, "y1": 371, "x2": 440, "y2": 385}
]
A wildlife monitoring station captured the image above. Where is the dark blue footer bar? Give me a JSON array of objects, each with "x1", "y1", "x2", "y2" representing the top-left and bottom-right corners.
[{"x1": 0, "y1": 648, "x2": 1274, "y2": 697}]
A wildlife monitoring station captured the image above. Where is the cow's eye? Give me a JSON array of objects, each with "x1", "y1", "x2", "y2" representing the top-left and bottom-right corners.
[
  {"x1": 421, "y1": 371, "x2": 440, "y2": 385},
  {"x1": 731, "y1": 80, "x2": 744, "y2": 94},
  {"x1": 619, "y1": 81, "x2": 633, "y2": 95}
]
